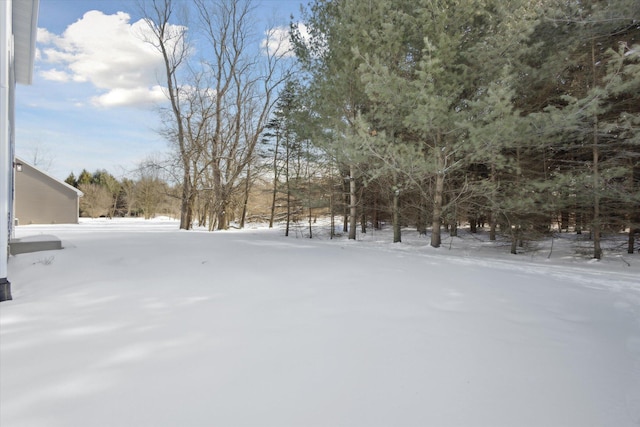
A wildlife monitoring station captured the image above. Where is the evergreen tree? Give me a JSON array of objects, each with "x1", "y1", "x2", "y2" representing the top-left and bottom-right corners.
[
  {"x1": 463, "y1": 69, "x2": 530, "y2": 245},
  {"x1": 77, "y1": 169, "x2": 93, "y2": 186},
  {"x1": 64, "y1": 172, "x2": 77, "y2": 188},
  {"x1": 93, "y1": 170, "x2": 122, "y2": 218},
  {"x1": 293, "y1": 0, "x2": 376, "y2": 240},
  {"x1": 530, "y1": 0, "x2": 640, "y2": 259},
  {"x1": 290, "y1": 0, "x2": 639, "y2": 257}
]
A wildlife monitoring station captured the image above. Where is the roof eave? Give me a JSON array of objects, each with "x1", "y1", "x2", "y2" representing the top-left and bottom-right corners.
[{"x1": 13, "y1": 0, "x2": 39, "y2": 85}]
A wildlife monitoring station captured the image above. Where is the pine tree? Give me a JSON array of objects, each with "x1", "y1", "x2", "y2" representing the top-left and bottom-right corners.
[
  {"x1": 64, "y1": 173, "x2": 77, "y2": 188},
  {"x1": 530, "y1": 0, "x2": 640, "y2": 259},
  {"x1": 463, "y1": 69, "x2": 531, "y2": 247},
  {"x1": 293, "y1": 0, "x2": 377, "y2": 240},
  {"x1": 77, "y1": 169, "x2": 93, "y2": 186}
]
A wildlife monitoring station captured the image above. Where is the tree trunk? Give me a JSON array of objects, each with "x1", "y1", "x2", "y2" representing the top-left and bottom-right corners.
[
  {"x1": 348, "y1": 165, "x2": 357, "y2": 240},
  {"x1": 372, "y1": 197, "x2": 380, "y2": 230},
  {"x1": 217, "y1": 208, "x2": 228, "y2": 231},
  {"x1": 489, "y1": 214, "x2": 497, "y2": 241},
  {"x1": 591, "y1": 41, "x2": 602, "y2": 260},
  {"x1": 240, "y1": 164, "x2": 251, "y2": 229},
  {"x1": 330, "y1": 193, "x2": 335, "y2": 239},
  {"x1": 592, "y1": 121, "x2": 602, "y2": 259},
  {"x1": 560, "y1": 211, "x2": 569, "y2": 232},
  {"x1": 269, "y1": 183, "x2": 277, "y2": 228},
  {"x1": 417, "y1": 192, "x2": 427, "y2": 235},
  {"x1": 447, "y1": 202, "x2": 457, "y2": 237},
  {"x1": 343, "y1": 185, "x2": 349, "y2": 233},
  {"x1": 489, "y1": 163, "x2": 497, "y2": 240},
  {"x1": 431, "y1": 150, "x2": 445, "y2": 248},
  {"x1": 510, "y1": 227, "x2": 518, "y2": 254},
  {"x1": 179, "y1": 173, "x2": 192, "y2": 230},
  {"x1": 576, "y1": 209, "x2": 583, "y2": 234},
  {"x1": 285, "y1": 145, "x2": 291, "y2": 237},
  {"x1": 449, "y1": 219, "x2": 457, "y2": 237},
  {"x1": 627, "y1": 158, "x2": 637, "y2": 254},
  {"x1": 393, "y1": 189, "x2": 401, "y2": 243},
  {"x1": 211, "y1": 160, "x2": 225, "y2": 231},
  {"x1": 269, "y1": 133, "x2": 280, "y2": 229}
]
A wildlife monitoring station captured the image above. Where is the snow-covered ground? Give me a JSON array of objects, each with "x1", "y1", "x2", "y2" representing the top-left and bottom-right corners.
[{"x1": 2, "y1": 218, "x2": 640, "y2": 427}]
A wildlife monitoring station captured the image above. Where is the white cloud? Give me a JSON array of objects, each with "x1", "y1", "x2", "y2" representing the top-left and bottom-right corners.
[
  {"x1": 91, "y1": 85, "x2": 167, "y2": 108},
  {"x1": 39, "y1": 68, "x2": 72, "y2": 82},
  {"x1": 261, "y1": 26, "x2": 293, "y2": 57},
  {"x1": 36, "y1": 11, "x2": 185, "y2": 108},
  {"x1": 261, "y1": 23, "x2": 309, "y2": 58},
  {"x1": 37, "y1": 27, "x2": 59, "y2": 44}
]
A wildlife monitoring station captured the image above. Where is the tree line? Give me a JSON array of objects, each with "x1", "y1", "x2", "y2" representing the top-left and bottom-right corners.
[
  {"x1": 100, "y1": 0, "x2": 639, "y2": 259},
  {"x1": 280, "y1": 0, "x2": 639, "y2": 258},
  {"x1": 64, "y1": 161, "x2": 180, "y2": 219}
]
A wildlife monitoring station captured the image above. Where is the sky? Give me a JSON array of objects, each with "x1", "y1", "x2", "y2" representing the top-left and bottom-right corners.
[{"x1": 15, "y1": 0, "x2": 304, "y2": 181}]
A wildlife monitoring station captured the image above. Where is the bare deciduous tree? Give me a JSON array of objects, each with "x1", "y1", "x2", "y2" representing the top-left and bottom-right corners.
[
  {"x1": 194, "y1": 0, "x2": 289, "y2": 230},
  {"x1": 139, "y1": 0, "x2": 193, "y2": 229},
  {"x1": 79, "y1": 183, "x2": 112, "y2": 218},
  {"x1": 141, "y1": 0, "x2": 289, "y2": 231}
]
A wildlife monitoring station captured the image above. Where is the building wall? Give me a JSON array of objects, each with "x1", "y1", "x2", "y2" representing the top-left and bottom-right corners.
[
  {"x1": 1, "y1": 0, "x2": 16, "y2": 281},
  {"x1": 15, "y1": 162, "x2": 80, "y2": 224},
  {"x1": 1, "y1": 0, "x2": 39, "y2": 299}
]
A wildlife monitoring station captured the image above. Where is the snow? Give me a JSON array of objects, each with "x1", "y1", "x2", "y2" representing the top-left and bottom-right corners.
[{"x1": 2, "y1": 218, "x2": 640, "y2": 427}]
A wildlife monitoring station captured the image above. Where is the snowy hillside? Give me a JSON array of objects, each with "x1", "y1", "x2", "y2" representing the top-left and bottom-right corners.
[{"x1": 2, "y1": 218, "x2": 640, "y2": 427}]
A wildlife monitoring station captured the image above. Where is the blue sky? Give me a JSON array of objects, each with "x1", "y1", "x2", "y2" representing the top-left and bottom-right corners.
[{"x1": 16, "y1": 0, "x2": 303, "y2": 181}]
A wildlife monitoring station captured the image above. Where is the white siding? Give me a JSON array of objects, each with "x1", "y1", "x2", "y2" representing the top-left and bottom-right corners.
[
  {"x1": 1, "y1": 0, "x2": 39, "y2": 286},
  {"x1": 1, "y1": 0, "x2": 15, "y2": 281}
]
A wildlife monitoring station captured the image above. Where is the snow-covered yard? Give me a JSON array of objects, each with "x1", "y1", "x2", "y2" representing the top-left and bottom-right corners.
[{"x1": 2, "y1": 218, "x2": 640, "y2": 427}]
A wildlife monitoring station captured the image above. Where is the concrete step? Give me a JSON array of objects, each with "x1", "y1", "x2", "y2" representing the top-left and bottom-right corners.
[{"x1": 9, "y1": 235, "x2": 63, "y2": 255}]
